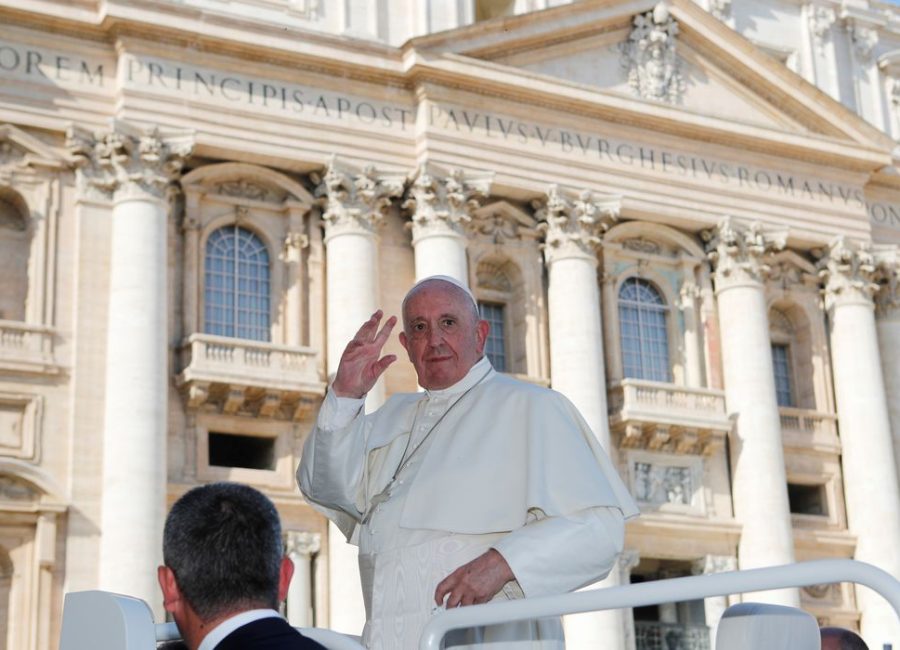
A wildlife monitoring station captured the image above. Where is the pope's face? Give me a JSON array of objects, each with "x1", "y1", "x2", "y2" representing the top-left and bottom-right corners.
[{"x1": 399, "y1": 282, "x2": 488, "y2": 390}]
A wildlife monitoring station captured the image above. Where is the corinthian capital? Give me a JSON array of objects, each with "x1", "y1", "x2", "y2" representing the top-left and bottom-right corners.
[
  {"x1": 402, "y1": 164, "x2": 492, "y2": 242},
  {"x1": 535, "y1": 185, "x2": 619, "y2": 264},
  {"x1": 283, "y1": 530, "x2": 321, "y2": 557},
  {"x1": 313, "y1": 156, "x2": 404, "y2": 239},
  {"x1": 66, "y1": 122, "x2": 193, "y2": 202},
  {"x1": 817, "y1": 236, "x2": 880, "y2": 310},
  {"x1": 875, "y1": 247, "x2": 900, "y2": 317},
  {"x1": 702, "y1": 216, "x2": 787, "y2": 290}
]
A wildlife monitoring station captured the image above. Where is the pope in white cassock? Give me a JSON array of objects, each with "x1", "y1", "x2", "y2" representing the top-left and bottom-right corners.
[{"x1": 297, "y1": 276, "x2": 639, "y2": 649}]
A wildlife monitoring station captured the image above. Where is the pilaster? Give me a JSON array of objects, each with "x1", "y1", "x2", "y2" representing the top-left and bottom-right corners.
[
  {"x1": 284, "y1": 531, "x2": 322, "y2": 628},
  {"x1": 692, "y1": 555, "x2": 737, "y2": 649}
]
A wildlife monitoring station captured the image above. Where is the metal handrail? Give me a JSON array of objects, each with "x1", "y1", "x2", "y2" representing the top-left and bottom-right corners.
[{"x1": 419, "y1": 559, "x2": 900, "y2": 650}]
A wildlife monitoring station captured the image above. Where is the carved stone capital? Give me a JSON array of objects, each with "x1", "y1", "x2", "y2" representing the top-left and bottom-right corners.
[
  {"x1": 314, "y1": 157, "x2": 403, "y2": 240},
  {"x1": 617, "y1": 548, "x2": 641, "y2": 582},
  {"x1": 403, "y1": 165, "x2": 492, "y2": 242},
  {"x1": 849, "y1": 22, "x2": 878, "y2": 62},
  {"x1": 621, "y1": 3, "x2": 684, "y2": 104},
  {"x1": 66, "y1": 123, "x2": 193, "y2": 202},
  {"x1": 702, "y1": 216, "x2": 787, "y2": 290},
  {"x1": 709, "y1": 0, "x2": 732, "y2": 22},
  {"x1": 284, "y1": 530, "x2": 322, "y2": 557},
  {"x1": 875, "y1": 251, "x2": 900, "y2": 317},
  {"x1": 817, "y1": 236, "x2": 879, "y2": 310},
  {"x1": 692, "y1": 554, "x2": 737, "y2": 576},
  {"x1": 677, "y1": 282, "x2": 701, "y2": 310},
  {"x1": 808, "y1": 4, "x2": 836, "y2": 51},
  {"x1": 535, "y1": 185, "x2": 619, "y2": 264}
]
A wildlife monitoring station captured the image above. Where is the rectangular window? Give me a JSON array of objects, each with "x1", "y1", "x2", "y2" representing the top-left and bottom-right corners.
[
  {"x1": 208, "y1": 432, "x2": 275, "y2": 470},
  {"x1": 787, "y1": 482, "x2": 827, "y2": 516},
  {"x1": 478, "y1": 301, "x2": 507, "y2": 372},
  {"x1": 771, "y1": 343, "x2": 794, "y2": 407}
]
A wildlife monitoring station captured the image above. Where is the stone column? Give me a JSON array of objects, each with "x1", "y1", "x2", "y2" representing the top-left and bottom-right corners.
[
  {"x1": 284, "y1": 531, "x2": 321, "y2": 628},
  {"x1": 68, "y1": 124, "x2": 192, "y2": 614},
  {"x1": 283, "y1": 204, "x2": 310, "y2": 348},
  {"x1": 692, "y1": 555, "x2": 737, "y2": 649},
  {"x1": 403, "y1": 165, "x2": 491, "y2": 284},
  {"x1": 819, "y1": 238, "x2": 900, "y2": 645},
  {"x1": 537, "y1": 185, "x2": 625, "y2": 649},
  {"x1": 875, "y1": 254, "x2": 900, "y2": 507},
  {"x1": 704, "y1": 217, "x2": 798, "y2": 606},
  {"x1": 314, "y1": 158, "x2": 402, "y2": 634}
]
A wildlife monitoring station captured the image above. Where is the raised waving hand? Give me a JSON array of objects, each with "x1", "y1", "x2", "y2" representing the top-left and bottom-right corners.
[{"x1": 331, "y1": 310, "x2": 397, "y2": 399}]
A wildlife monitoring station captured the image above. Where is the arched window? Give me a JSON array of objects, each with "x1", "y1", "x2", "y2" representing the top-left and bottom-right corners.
[
  {"x1": 204, "y1": 225, "x2": 270, "y2": 342},
  {"x1": 769, "y1": 307, "x2": 796, "y2": 408},
  {"x1": 0, "y1": 190, "x2": 30, "y2": 322},
  {"x1": 618, "y1": 278, "x2": 670, "y2": 382}
]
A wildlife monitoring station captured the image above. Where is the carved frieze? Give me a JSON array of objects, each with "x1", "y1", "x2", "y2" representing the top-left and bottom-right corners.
[
  {"x1": 471, "y1": 211, "x2": 520, "y2": 244},
  {"x1": 621, "y1": 3, "x2": 684, "y2": 104},
  {"x1": 66, "y1": 123, "x2": 193, "y2": 202},
  {"x1": 403, "y1": 165, "x2": 491, "y2": 242},
  {"x1": 849, "y1": 22, "x2": 878, "y2": 63},
  {"x1": 213, "y1": 179, "x2": 285, "y2": 203},
  {"x1": 816, "y1": 236, "x2": 879, "y2": 310},
  {"x1": 702, "y1": 216, "x2": 787, "y2": 289},
  {"x1": 0, "y1": 141, "x2": 26, "y2": 168},
  {"x1": 535, "y1": 185, "x2": 619, "y2": 263},
  {"x1": 314, "y1": 157, "x2": 404, "y2": 238},
  {"x1": 622, "y1": 236, "x2": 662, "y2": 256},
  {"x1": 475, "y1": 260, "x2": 514, "y2": 293},
  {"x1": 633, "y1": 461, "x2": 693, "y2": 506}
]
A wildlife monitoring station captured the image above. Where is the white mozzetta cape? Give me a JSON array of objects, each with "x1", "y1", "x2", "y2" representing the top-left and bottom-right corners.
[{"x1": 299, "y1": 365, "x2": 639, "y2": 543}]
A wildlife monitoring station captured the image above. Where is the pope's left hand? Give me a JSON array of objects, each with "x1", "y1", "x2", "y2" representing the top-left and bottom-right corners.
[{"x1": 434, "y1": 548, "x2": 515, "y2": 607}]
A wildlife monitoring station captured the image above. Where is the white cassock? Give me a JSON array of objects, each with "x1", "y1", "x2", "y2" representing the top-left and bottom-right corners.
[{"x1": 298, "y1": 357, "x2": 639, "y2": 650}]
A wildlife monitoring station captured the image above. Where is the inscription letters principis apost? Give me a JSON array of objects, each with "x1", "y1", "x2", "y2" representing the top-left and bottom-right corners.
[{"x1": 3, "y1": 39, "x2": 900, "y2": 227}]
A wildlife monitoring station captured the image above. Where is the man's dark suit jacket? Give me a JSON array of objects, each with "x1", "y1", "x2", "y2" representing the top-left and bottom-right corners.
[{"x1": 214, "y1": 617, "x2": 327, "y2": 650}]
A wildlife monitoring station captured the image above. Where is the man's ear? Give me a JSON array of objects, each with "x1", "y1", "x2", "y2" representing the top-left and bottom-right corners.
[
  {"x1": 277, "y1": 556, "x2": 295, "y2": 603},
  {"x1": 475, "y1": 319, "x2": 489, "y2": 355},
  {"x1": 399, "y1": 331, "x2": 408, "y2": 354},
  {"x1": 158, "y1": 565, "x2": 182, "y2": 613}
]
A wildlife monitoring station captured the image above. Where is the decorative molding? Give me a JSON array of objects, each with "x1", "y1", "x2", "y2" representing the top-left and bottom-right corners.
[
  {"x1": 403, "y1": 165, "x2": 491, "y2": 242},
  {"x1": 314, "y1": 156, "x2": 404, "y2": 239},
  {"x1": 0, "y1": 393, "x2": 42, "y2": 461},
  {"x1": 874, "y1": 248, "x2": 900, "y2": 316},
  {"x1": 471, "y1": 211, "x2": 520, "y2": 244},
  {"x1": 0, "y1": 141, "x2": 26, "y2": 168},
  {"x1": 66, "y1": 123, "x2": 193, "y2": 202},
  {"x1": 621, "y1": 3, "x2": 684, "y2": 104},
  {"x1": 535, "y1": 185, "x2": 619, "y2": 264},
  {"x1": 213, "y1": 179, "x2": 285, "y2": 203},
  {"x1": 816, "y1": 236, "x2": 879, "y2": 310},
  {"x1": 284, "y1": 530, "x2": 322, "y2": 557},
  {"x1": 622, "y1": 236, "x2": 662, "y2": 256},
  {"x1": 475, "y1": 260, "x2": 513, "y2": 293},
  {"x1": 677, "y1": 282, "x2": 701, "y2": 311},
  {"x1": 702, "y1": 216, "x2": 787, "y2": 290},
  {"x1": 808, "y1": 4, "x2": 836, "y2": 52}
]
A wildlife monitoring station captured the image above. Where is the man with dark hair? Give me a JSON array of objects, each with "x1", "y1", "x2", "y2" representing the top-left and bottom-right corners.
[
  {"x1": 821, "y1": 627, "x2": 870, "y2": 650},
  {"x1": 157, "y1": 482, "x2": 325, "y2": 650}
]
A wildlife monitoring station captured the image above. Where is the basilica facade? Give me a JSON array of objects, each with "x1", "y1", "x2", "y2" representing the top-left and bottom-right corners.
[{"x1": 1, "y1": 0, "x2": 900, "y2": 648}]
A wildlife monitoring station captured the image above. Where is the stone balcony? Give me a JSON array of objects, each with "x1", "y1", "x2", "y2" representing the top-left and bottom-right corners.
[
  {"x1": 779, "y1": 406, "x2": 840, "y2": 454},
  {"x1": 177, "y1": 333, "x2": 326, "y2": 420},
  {"x1": 607, "y1": 379, "x2": 731, "y2": 455},
  {"x1": 0, "y1": 320, "x2": 58, "y2": 375}
]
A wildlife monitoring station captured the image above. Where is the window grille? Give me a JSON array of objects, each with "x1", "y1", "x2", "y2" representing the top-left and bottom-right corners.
[
  {"x1": 204, "y1": 225, "x2": 271, "y2": 341},
  {"x1": 618, "y1": 278, "x2": 670, "y2": 382},
  {"x1": 771, "y1": 343, "x2": 794, "y2": 407}
]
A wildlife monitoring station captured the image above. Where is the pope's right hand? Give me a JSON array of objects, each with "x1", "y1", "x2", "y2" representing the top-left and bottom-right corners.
[{"x1": 331, "y1": 310, "x2": 397, "y2": 399}]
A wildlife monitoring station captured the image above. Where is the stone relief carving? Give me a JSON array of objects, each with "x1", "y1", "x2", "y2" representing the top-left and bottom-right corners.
[
  {"x1": 633, "y1": 461, "x2": 693, "y2": 506},
  {"x1": 475, "y1": 260, "x2": 513, "y2": 293},
  {"x1": 0, "y1": 141, "x2": 25, "y2": 167},
  {"x1": 213, "y1": 179, "x2": 285, "y2": 203},
  {"x1": 875, "y1": 251, "x2": 900, "y2": 316},
  {"x1": 403, "y1": 166, "x2": 491, "y2": 239},
  {"x1": 692, "y1": 554, "x2": 737, "y2": 575},
  {"x1": 67, "y1": 123, "x2": 193, "y2": 201},
  {"x1": 803, "y1": 583, "x2": 842, "y2": 603},
  {"x1": 621, "y1": 236, "x2": 662, "y2": 256},
  {"x1": 314, "y1": 157, "x2": 404, "y2": 237},
  {"x1": 534, "y1": 185, "x2": 619, "y2": 263},
  {"x1": 702, "y1": 216, "x2": 787, "y2": 289},
  {"x1": 471, "y1": 211, "x2": 520, "y2": 244},
  {"x1": 0, "y1": 475, "x2": 37, "y2": 502},
  {"x1": 816, "y1": 236, "x2": 880, "y2": 310},
  {"x1": 808, "y1": 5, "x2": 836, "y2": 51},
  {"x1": 621, "y1": 3, "x2": 684, "y2": 105}
]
